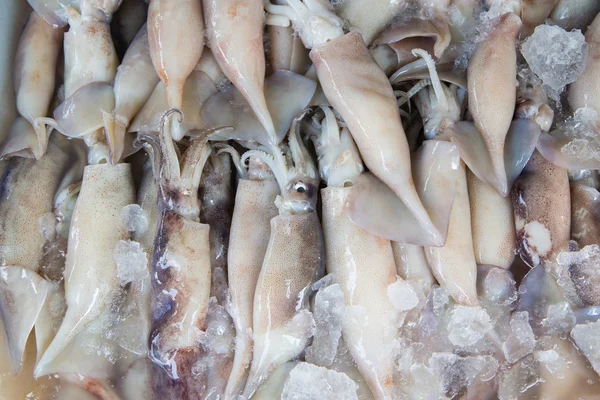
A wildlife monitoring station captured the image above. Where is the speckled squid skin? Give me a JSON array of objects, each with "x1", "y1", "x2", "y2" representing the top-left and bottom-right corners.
[
  {"x1": 35, "y1": 163, "x2": 135, "y2": 378},
  {"x1": 0, "y1": 141, "x2": 70, "y2": 271},
  {"x1": 225, "y1": 178, "x2": 279, "y2": 399},
  {"x1": 569, "y1": 13, "x2": 600, "y2": 114},
  {"x1": 310, "y1": 32, "x2": 436, "y2": 239},
  {"x1": 149, "y1": 210, "x2": 211, "y2": 369},
  {"x1": 63, "y1": 7, "x2": 118, "y2": 98},
  {"x1": 511, "y1": 151, "x2": 570, "y2": 272},
  {"x1": 570, "y1": 182, "x2": 600, "y2": 247},
  {"x1": 243, "y1": 211, "x2": 324, "y2": 397},
  {"x1": 13, "y1": 12, "x2": 64, "y2": 158},
  {"x1": 148, "y1": 0, "x2": 204, "y2": 110},
  {"x1": 321, "y1": 186, "x2": 398, "y2": 400},
  {"x1": 425, "y1": 162, "x2": 479, "y2": 306},
  {"x1": 467, "y1": 170, "x2": 516, "y2": 269},
  {"x1": 467, "y1": 13, "x2": 521, "y2": 195},
  {"x1": 204, "y1": 0, "x2": 276, "y2": 140}
]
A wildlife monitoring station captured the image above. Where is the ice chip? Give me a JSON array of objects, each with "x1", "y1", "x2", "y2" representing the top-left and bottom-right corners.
[
  {"x1": 557, "y1": 244, "x2": 600, "y2": 306},
  {"x1": 120, "y1": 204, "x2": 149, "y2": 235},
  {"x1": 305, "y1": 284, "x2": 345, "y2": 367},
  {"x1": 447, "y1": 305, "x2": 492, "y2": 347},
  {"x1": 387, "y1": 278, "x2": 419, "y2": 312},
  {"x1": 114, "y1": 240, "x2": 149, "y2": 287},
  {"x1": 429, "y1": 353, "x2": 499, "y2": 398},
  {"x1": 481, "y1": 267, "x2": 517, "y2": 306},
  {"x1": 502, "y1": 311, "x2": 536, "y2": 364},
  {"x1": 571, "y1": 320, "x2": 600, "y2": 375},
  {"x1": 521, "y1": 24, "x2": 588, "y2": 92},
  {"x1": 540, "y1": 301, "x2": 575, "y2": 336},
  {"x1": 205, "y1": 298, "x2": 235, "y2": 356},
  {"x1": 498, "y1": 355, "x2": 541, "y2": 399},
  {"x1": 281, "y1": 362, "x2": 358, "y2": 400},
  {"x1": 432, "y1": 286, "x2": 450, "y2": 316}
]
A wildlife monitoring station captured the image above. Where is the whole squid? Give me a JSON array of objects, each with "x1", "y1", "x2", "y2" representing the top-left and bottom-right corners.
[
  {"x1": 311, "y1": 107, "x2": 400, "y2": 400},
  {"x1": 220, "y1": 153, "x2": 280, "y2": 399},
  {"x1": 103, "y1": 24, "x2": 160, "y2": 164},
  {"x1": 511, "y1": 151, "x2": 571, "y2": 272},
  {"x1": 0, "y1": 138, "x2": 70, "y2": 372},
  {"x1": 148, "y1": 0, "x2": 204, "y2": 113},
  {"x1": 142, "y1": 111, "x2": 227, "y2": 397},
  {"x1": 240, "y1": 115, "x2": 323, "y2": 398},
  {"x1": 450, "y1": 12, "x2": 522, "y2": 196},
  {"x1": 569, "y1": 13, "x2": 600, "y2": 114},
  {"x1": 204, "y1": 0, "x2": 278, "y2": 144},
  {"x1": 34, "y1": 161, "x2": 135, "y2": 378},
  {"x1": 265, "y1": 0, "x2": 440, "y2": 243},
  {"x1": 4, "y1": 11, "x2": 64, "y2": 159}
]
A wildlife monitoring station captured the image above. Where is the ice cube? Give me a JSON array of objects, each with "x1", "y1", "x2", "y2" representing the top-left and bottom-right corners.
[
  {"x1": 571, "y1": 320, "x2": 600, "y2": 375},
  {"x1": 432, "y1": 286, "x2": 450, "y2": 316},
  {"x1": 114, "y1": 240, "x2": 149, "y2": 287},
  {"x1": 387, "y1": 278, "x2": 419, "y2": 312},
  {"x1": 429, "y1": 353, "x2": 499, "y2": 398},
  {"x1": 447, "y1": 306, "x2": 492, "y2": 347},
  {"x1": 498, "y1": 355, "x2": 541, "y2": 400},
  {"x1": 281, "y1": 362, "x2": 358, "y2": 400},
  {"x1": 557, "y1": 244, "x2": 600, "y2": 306},
  {"x1": 306, "y1": 284, "x2": 345, "y2": 367},
  {"x1": 120, "y1": 204, "x2": 149, "y2": 235},
  {"x1": 205, "y1": 298, "x2": 235, "y2": 357},
  {"x1": 37, "y1": 212, "x2": 57, "y2": 241},
  {"x1": 480, "y1": 267, "x2": 517, "y2": 307},
  {"x1": 502, "y1": 311, "x2": 536, "y2": 364},
  {"x1": 534, "y1": 349, "x2": 565, "y2": 377},
  {"x1": 521, "y1": 24, "x2": 588, "y2": 93},
  {"x1": 540, "y1": 301, "x2": 575, "y2": 336}
]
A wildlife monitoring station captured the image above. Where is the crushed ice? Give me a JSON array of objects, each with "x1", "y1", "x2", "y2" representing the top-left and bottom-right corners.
[
  {"x1": 521, "y1": 24, "x2": 588, "y2": 94},
  {"x1": 120, "y1": 204, "x2": 149, "y2": 235},
  {"x1": 281, "y1": 362, "x2": 358, "y2": 400},
  {"x1": 114, "y1": 240, "x2": 149, "y2": 287}
]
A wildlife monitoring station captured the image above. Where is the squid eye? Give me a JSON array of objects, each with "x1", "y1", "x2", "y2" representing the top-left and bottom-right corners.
[{"x1": 294, "y1": 182, "x2": 307, "y2": 193}]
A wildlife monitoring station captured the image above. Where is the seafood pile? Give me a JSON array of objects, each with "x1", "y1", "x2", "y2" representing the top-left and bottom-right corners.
[{"x1": 3, "y1": 0, "x2": 600, "y2": 398}]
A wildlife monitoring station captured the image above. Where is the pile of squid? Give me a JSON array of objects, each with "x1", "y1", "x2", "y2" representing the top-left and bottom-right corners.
[{"x1": 3, "y1": 0, "x2": 600, "y2": 399}]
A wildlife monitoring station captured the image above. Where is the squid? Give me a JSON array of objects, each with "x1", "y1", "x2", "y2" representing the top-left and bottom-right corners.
[
  {"x1": 335, "y1": 0, "x2": 403, "y2": 46},
  {"x1": 103, "y1": 24, "x2": 160, "y2": 165},
  {"x1": 551, "y1": 0, "x2": 600, "y2": 31},
  {"x1": 391, "y1": 49, "x2": 478, "y2": 305},
  {"x1": 449, "y1": 12, "x2": 522, "y2": 196},
  {"x1": 204, "y1": 0, "x2": 279, "y2": 144},
  {"x1": 569, "y1": 13, "x2": 600, "y2": 114},
  {"x1": 4, "y1": 11, "x2": 64, "y2": 159},
  {"x1": 267, "y1": 24, "x2": 311, "y2": 74},
  {"x1": 265, "y1": 0, "x2": 440, "y2": 242},
  {"x1": 391, "y1": 243, "x2": 436, "y2": 292},
  {"x1": 310, "y1": 107, "x2": 401, "y2": 400},
  {"x1": 199, "y1": 152, "x2": 233, "y2": 302},
  {"x1": 0, "y1": 138, "x2": 71, "y2": 373},
  {"x1": 27, "y1": 0, "x2": 78, "y2": 28},
  {"x1": 129, "y1": 69, "x2": 218, "y2": 142},
  {"x1": 511, "y1": 151, "x2": 571, "y2": 273},
  {"x1": 520, "y1": 0, "x2": 560, "y2": 36},
  {"x1": 34, "y1": 161, "x2": 136, "y2": 379},
  {"x1": 142, "y1": 111, "x2": 227, "y2": 397},
  {"x1": 239, "y1": 115, "x2": 323, "y2": 398},
  {"x1": 148, "y1": 0, "x2": 204, "y2": 112},
  {"x1": 221, "y1": 152, "x2": 280, "y2": 399}
]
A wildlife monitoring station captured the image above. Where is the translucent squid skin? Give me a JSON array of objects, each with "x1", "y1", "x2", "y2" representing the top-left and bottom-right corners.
[
  {"x1": 13, "y1": 12, "x2": 64, "y2": 158},
  {"x1": 568, "y1": 13, "x2": 600, "y2": 115},
  {"x1": 570, "y1": 182, "x2": 600, "y2": 247},
  {"x1": 242, "y1": 211, "x2": 324, "y2": 399},
  {"x1": 106, "y1": 24, "x2": 160, "y2": 165},
  {"x1": 35, "y1": 163, "x2": 135, "y2": 379},
  {"x1": 425, "y1": 162, "x2": 479, "y2": 306},
  {"x1": 148, "y1": 0, "x2": 204, "y2": 111},
  {"x1": 337, "y1": 0, "x2": 403, "y2": 46},
  {"x1": 391, "y1": 243, "x2": 435, "y2": 289},
  {"x1": 225, "y1": 178, "x2": 280, "y2": 399},
  {"x1": 467, "y1": 170, "x2": 516, "y2": 269},
  {"x1": 466, "y1": 13, "x2": 521, "y2": 196},
  {"x1": 310, "y1": 32, "x2": 438, "y2": 242},
  {"x1": 204, "y1": 0, "x2": 276, "y2": 142},
  {"x1": 149, "y1": 208, "x2": 211, "y2": 398},
  {"x1": 0, "y1": 141, "x2": 70, "y2": 372},
  {"x1": 321, "y1": 187, "x2": 398, "y2": 400}
]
